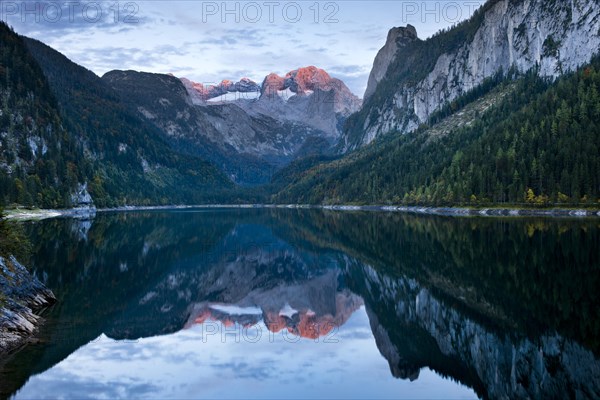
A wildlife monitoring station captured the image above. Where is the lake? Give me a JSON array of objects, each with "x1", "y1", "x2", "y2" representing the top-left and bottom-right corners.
[{"x1": 1, "y1": 208, "x2": 599, "y2": 399}]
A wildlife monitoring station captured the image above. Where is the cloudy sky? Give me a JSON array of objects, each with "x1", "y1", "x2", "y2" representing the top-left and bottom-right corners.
[
  {"x1": 2, "y1": 1, "x2": 484, "y2": 96},
  {"x1": 16, "y1": 308, "x2": 477, "y2": 399}
]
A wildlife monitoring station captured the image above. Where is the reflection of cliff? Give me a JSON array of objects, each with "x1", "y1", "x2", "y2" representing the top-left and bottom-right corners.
[
  {"x1": 185, "y1": 271, "x2": 363, "y2": 339},
  {"x1": 1, "y1": 211, "x2": 237, "y2": 397},
  {"x1": 346, "y1": 260, "x2": 600, "y2": 400},
  {"x1": 271, "y1": 209, "x2": 600, "y2": 353}
]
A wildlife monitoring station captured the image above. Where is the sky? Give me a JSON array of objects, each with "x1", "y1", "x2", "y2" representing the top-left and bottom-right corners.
[
  {"x1": 2, "y1": 1, "x2": 485, "y2": 97},
  {"x1": 15, "y1": 307, "x2": 477, "y2": 399}
]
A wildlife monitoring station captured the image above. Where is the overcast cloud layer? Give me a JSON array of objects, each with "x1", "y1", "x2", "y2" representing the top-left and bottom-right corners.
[{"x1": 2, "y1": 1, "x2": 484, "y2": 96}]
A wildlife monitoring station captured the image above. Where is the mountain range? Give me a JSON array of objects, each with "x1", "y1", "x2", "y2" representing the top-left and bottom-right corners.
[
  {"x1": 102, "y1": 66, "x2": 360, "y2": 185},
  {"x1": 1, "y1": 0, "x2": 600, "y2": 208}
]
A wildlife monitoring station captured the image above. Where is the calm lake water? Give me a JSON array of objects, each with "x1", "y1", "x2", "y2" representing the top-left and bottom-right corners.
[{"x1": 1, "y1": 208, "x2": 600, "y2": 399}]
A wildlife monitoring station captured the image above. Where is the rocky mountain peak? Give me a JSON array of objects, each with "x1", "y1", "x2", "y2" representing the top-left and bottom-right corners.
[
  {"x1": 260, "y1": 72, "x2": 286, "y2": 98},
  {"x1": 391, "y1": 24, "x2": 418, "y2": 43},
  {"x1": 258, "y1": 66, "x2": 362, "y2": 115},
  {"x1": 364, "y1": 24, "x2": 420, "y2": 101},
  {"x1": 260, "y1": 66, "x2": 335, "y2": 96},
  {"x1": 284, "y1": 65, "x2": 333, "y2": 94},
  {"x1": 180, "y1": 76, "x2": 260, "y2": 103}
]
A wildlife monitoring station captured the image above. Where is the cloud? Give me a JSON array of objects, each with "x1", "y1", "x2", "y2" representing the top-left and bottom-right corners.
[
  {"x1": 17, "y1": 370, "x2": 161, "y2": 399},
  {"x1": 5, "y1": 0, "x2": 478, "y2": 101},
  {"x1": 315, "y1": 32, "x2": 336, "y2": 38},
  {"x1": 198, "y1": 37, "x2": 238, "y2": 45},
  {"x1": 328, "y1": 64, "x2": 370, "y2": 76},
  {"x1": 2, "y1": 0, "x2": 147, "y2": 39},
  {"x1": 67, "y1": 44, "x2": 190, "y2": 76}
]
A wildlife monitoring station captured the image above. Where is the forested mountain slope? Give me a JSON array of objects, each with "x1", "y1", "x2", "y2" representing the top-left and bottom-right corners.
[
  {"x1": 272, "y1": 59, "x2": 600, "y2": 206},
  {"x1": 21, "y1": 35, "x2": 233, "y2": 207},
  {"x1": 342, "y1": 0, "x2": 600, "y2": 151},
  {"x1": 102, "y1": 70, "x2": 311, "y2": 186},
  {"x1": 0, "y1": 23, "x2": 84, "y2": 208}
]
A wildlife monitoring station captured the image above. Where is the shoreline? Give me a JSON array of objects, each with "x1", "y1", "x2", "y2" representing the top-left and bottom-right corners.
[
  {"x1": 4, "y1": 207, "x2": 97, "y2": 221},
  {"x1": 317, "y1": 205, "x2": 600, "y2": 217},
  {"x1": 3, "y1": 204, "x2": 600, "y2": 221}
]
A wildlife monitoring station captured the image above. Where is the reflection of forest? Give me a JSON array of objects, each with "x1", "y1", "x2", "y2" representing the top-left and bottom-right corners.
[
  {"x1": 1, "y1": 209, "x2": 599, "y2": 399},
  {"x1": 270, "y1": 210, "x2": 600, "y2": 351}
]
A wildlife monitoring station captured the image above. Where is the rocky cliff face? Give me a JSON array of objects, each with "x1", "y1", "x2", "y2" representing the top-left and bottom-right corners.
[
  {"x1": 244, "y1": 66, "x2": 362, "y2": 136},
  {"x1": 344, "y1": 0, "x2": 600, "y2": 150},
  {"x1": 70, "y1": 183, "x2": 94, "y2": 210},
  {"x1": 0, "y1": 256, "x2": 55, "y2": 354},
  {"x1": 363, "y1": 25, "x2": 419, "y2": 101},
  {"x1": 348, "y1": 261, "x2": 600, "y2": 400}
]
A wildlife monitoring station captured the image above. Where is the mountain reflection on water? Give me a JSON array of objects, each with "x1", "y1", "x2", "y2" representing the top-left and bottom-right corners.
[
  {"x1": 1, "y1": 209, "x2": 599, "y2": 399},
  {"x1": 185, "y1": 279, "x2": 363, "y2": 340}
]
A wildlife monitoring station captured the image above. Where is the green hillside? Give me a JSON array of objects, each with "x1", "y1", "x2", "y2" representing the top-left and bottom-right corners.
[
  {"x1": 272, "y1": 59, "x2": 600, "y2": 207},
  {"x1": 24, "y1": 37, "x2": 234, "y2": 207},
  {"x1": 0, "y1": 22, "x2": 84, "y2": 208}
]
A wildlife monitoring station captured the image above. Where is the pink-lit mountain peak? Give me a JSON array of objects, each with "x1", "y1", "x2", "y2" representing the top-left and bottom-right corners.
[
  {"x1": 186, "y1": 291, "x2": 363, "y2": 340},
  {"x1": 180, "y1": 66, "x2": 356, "y2": 102},
  {"x1": 261, "y1": 66, "x2": 340, "y2": 97}
]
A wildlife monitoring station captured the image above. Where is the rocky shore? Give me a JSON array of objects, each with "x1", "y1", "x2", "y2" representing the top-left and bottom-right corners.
[
  {"x1": 4, "y1": 206, "x2": 96, "y2": 221},
  {"x1": 0, "y1": 255, "x2": 55, "y2": 354},
  {"x1": 319, "y1": 205, "x2": 600, "y2": 217}
]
